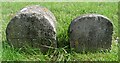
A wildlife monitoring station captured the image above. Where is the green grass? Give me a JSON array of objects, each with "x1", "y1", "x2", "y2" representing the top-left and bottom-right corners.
[
  {"x1": 1, "y1": 2, "x2": 118, "y2": 61},
  {"x1": 0, "y1": 3, "x2": 2, "y2": 61}
]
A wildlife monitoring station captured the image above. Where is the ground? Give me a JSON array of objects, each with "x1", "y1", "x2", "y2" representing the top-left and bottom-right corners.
[{"x1": 1, "y1": 2, "x2": 118, "y2": 61}]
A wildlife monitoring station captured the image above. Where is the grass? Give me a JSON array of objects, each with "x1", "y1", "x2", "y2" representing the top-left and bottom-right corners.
[
  {"x1": 1, "y1": 2, "x2": 118, "y2": 61},
  {"x1": 0, "y1": 3, "x2": 2, "y2": 61}
]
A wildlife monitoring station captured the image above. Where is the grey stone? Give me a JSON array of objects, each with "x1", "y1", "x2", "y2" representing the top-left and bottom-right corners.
[
  {"x1": 68, "y1": 14, "x2": 113, "y2": 52},
  {"x1": 6, "y1": 5, "x2": 57, "y2": 53}
]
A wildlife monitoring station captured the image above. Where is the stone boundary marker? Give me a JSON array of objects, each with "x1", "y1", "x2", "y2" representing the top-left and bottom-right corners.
[
  {"x1": 68, "y1": 14, "x2": 113, "y2": 52},
  {"x1": 6, "y1": 5, "x2": 57, "y2": 53}
]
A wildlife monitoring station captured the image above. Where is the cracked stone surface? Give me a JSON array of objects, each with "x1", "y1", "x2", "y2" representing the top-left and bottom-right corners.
[
  {"x1": 68, "y1": 14, "x2": 113, "y2": 52},
  {"x1": 6, "y1": 5, "x2": 57, "y2": 53}
]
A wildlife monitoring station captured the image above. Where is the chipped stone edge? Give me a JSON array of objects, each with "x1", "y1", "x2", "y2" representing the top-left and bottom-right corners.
[{"x1": 72, "y1": 14, "x2": 112, "y2": 23}]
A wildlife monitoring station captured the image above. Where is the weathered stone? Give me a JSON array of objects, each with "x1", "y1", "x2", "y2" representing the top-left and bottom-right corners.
[
  {"x1": 6, "y1": 5, "x2": 57, "y2": 53},
  {"x1": 68, "y1": 14, "x2": 113, "y2": 52}
]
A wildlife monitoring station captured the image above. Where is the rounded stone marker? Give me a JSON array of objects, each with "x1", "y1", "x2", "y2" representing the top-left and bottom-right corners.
[
  {"x1": 68, "y1": 14, "x2": 113, "y2": 52},
  {"x1": 6, "y1": 5, "x2": 57, "y2": 53}
]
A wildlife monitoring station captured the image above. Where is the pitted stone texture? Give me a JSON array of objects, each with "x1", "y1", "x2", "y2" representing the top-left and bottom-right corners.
[
  {"x1": 69, "y1": 14, "x2": 113, "y2": 52},
  {"x1": 6, "y1": 5, "x2": 57, "y2": 53}
]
